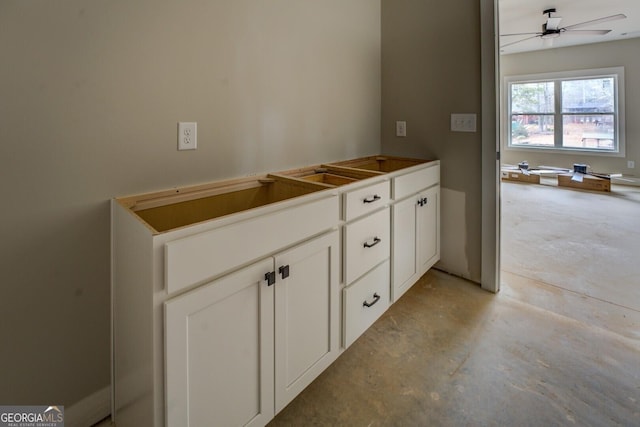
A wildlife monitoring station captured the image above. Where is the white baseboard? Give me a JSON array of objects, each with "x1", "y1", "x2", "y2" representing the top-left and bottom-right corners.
[
  {"x1": 612, "y1": 176, "x2": 640, "y2": 187},
  {"x1": 66, "y1": 386, "x2": 111, "y2": 427}
]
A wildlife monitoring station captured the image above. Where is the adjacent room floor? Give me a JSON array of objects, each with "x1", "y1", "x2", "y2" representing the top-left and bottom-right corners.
[
  {"x1": 501, "y1": 180, "x2": 640, "y2": 315},
  {"x1": 97, "y1": 182, "x2": 640, "y2": 426}
]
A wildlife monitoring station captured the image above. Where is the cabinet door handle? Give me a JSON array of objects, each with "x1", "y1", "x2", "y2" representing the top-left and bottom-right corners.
[
  {"x1": 363, "y1": 293, "x2": 381, "y2": 308},
  {"x1": 265, "y1": 271, "x2": 276, "y2": 286},
  {"x1": 278, "y1": 265, "x2": 290, "y2": 279},
  {"x1": 363, "y1": 195, "x2": 381, "y2": 204},
  {"x1": 363, "y1": 237, "x2": 381, "y2": 248},
  {"x1": 422, "y1": 197, "x2": 428, "y2": 205}
]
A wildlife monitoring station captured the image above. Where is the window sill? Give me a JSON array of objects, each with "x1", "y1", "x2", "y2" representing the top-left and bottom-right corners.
[{"x1": 505, "y1": 145, "x2": 625, "y2": 158}]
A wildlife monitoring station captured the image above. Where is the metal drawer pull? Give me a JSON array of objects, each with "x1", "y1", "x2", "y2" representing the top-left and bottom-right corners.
[
  {"x1": 363, "y1": 195, "x2": 381, "y2": 204},
  {"x1": 363, "y1": 293, "x2": 381, "y2": 308},
  {"x1": 363, "y1": 237, "x2": 381, "y2": 248}
]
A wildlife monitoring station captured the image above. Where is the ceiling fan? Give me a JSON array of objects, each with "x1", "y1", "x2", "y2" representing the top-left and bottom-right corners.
[{"x1": 500, "y1": 8, "x2": 627, "y2": 49}]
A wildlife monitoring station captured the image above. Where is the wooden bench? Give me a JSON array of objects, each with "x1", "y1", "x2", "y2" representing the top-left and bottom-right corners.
[{"x1": 581, "y1": 133, "x2": 613, "y2": 148}]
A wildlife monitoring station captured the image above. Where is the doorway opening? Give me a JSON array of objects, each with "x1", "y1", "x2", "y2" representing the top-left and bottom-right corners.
[{"x1": 496, "y1": 0, "x2": 640, "y2": 325}]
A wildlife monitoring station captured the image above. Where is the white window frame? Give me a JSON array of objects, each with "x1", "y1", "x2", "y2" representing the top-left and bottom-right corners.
[{"x1": 503, "y1": 67, "x2": 625, "y2": 157}]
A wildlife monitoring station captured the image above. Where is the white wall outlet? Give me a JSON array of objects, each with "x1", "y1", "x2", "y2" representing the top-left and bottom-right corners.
[
  {"x1": 451, "y1": 113, "x2": 477, "y2": 132},
  {"x1": 178, "y1": 122, "x2": 197, "y2": 150},
  {"x1": 396, "y1": 121, "x2": 407, "y2": 137},
  {"x1": 628, "y1": 160, "x2": 635, "y2": 169}
]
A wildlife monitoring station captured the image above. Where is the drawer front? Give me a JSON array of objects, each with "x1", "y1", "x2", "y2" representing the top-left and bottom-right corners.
[
  {"x1": 393, "y1": 164, "x2": 440, "y2": 200},
  {"x1": 343, "y1": 260, "x2": 390, "y2": 348},
  {"x1": 343, "y1": 180, "x2": 390, "y2": 222},
  {"x1": 344, "y1": 207, "x2": 390, "y2": 285},
  {"x1": 165, "y1": 195, "x2": 339, "y2": 294}
]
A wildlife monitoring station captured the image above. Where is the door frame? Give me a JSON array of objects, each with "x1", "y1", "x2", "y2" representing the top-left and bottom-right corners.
[{"x1": 480, "y1": 0, "x2": 501, "y2": 293}]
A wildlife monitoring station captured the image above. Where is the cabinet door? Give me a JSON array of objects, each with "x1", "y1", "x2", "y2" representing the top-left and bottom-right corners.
[
  {"x1": 391, "y1": 196, "x2": 418, "y2": 301},
  {"x1": 165, "y1": 258, "x2": 275, "y2": 427},
  {"x1": 417, "y1": 186, "x2": 440, "y2": 275},
  {"x1": 274, "y1": 231, "x2": 340, "y2": 413}
]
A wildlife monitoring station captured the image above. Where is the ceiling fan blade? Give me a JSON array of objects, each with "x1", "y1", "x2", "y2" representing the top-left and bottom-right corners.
[
  {"x1": 500, "y1": 35, "x2": 539, "y2": 49},
  {"x1": 563, "y1": 29, "x2": 611, "y2": 35},
  {"x1": 546, "y1": 17, "x2": 563, "y2": 31},
  {"x1": 500, "y1": 32, "x2": 542, "y2": 37},
  {"x1": 562, "y1": 14, "x2": 626, "y2": 31}
]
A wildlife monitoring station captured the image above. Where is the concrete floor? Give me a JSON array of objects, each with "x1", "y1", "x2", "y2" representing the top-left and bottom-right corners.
[
  {"x1": 269, "y1": 183, "x2": 640, "y2": 427},
  {"x1": 501, "y1": 180, "x2": 640, "y2": 312}
]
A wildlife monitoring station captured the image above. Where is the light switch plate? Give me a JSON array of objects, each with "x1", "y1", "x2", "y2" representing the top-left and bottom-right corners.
[
  {"x1": 178, "y1": 122, "x2": 197, "y2": 150},
  {"x1": 451, "y1": 114, "x2": 477, "y2": 133}
]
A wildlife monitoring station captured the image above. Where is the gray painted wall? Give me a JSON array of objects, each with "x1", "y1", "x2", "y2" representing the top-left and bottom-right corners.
[
  {"x1": 501, "y1": 38, "x2": 640, "y2": 176},
  {"x1": 381, "y1": 0, "x2": 483, "y2": 282},
  {"x1": 0, "y1": 0, "x2": 381, "y2": 408}
]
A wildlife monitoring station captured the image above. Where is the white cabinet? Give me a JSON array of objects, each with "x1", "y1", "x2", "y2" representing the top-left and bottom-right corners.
[
  {"x1": 343, "y1": 260, "x2": 390, "y2": 347},
  {"x1": 391, "y1": 196, "x2": 418, "y2": 298},
  {"x1": 391, "y1": 167, "x2": 440, "y2": 302},
  {"x1": 112, "y1": 176, "x2": 340, "y2": 427},
  {"x1": 342, "y1": 180, "x2": 390, "y2": 221},
  {"x1": 344, "y1": 207, "x2": 390, "y2": 285},
  {"x1": 165, "y1": 258, "x2": 275, "y2": 427},
  {"x1": 112, "y1": 156, "x2": 440, "y2": 427},
  {"x1": 416, "y1": 186, "x2": 439, "y2": 275},
  {"x1": 341, "y1": 181, "x2": 391, "y2": 348},
  {"x1": 165, "y1": 231, "x2": 340, "y2": 426},
  {"x1": 273, "y1": 231, "x2": 340, "y2": 412}
]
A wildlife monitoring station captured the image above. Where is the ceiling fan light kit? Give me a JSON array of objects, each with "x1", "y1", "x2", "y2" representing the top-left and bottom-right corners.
[{"x1": 543, "y1": 8, "x2": 562, "y2": 30}]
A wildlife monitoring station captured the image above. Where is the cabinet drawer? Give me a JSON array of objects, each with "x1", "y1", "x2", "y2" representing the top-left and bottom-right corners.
[
  {"x1": 165, "y1": 195, "x2": 339, "y2": 294},
  {"x1": 344, "y1": 207, "x2": 390, "y2": 285},
  {"x1": 343, "y1": 260, "x2": 390, "y2": 348},
  {"x1": 343, "y1": 180, "x2": 390, "y2": 222},
  {"x1": 393, "y1": 164, "x2": 439, "y2": 200}
]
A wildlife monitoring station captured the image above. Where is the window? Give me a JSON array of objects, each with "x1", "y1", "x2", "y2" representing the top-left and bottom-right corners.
[{"x1": 505, "y1": 67, "x2": 625, "y2": 156}]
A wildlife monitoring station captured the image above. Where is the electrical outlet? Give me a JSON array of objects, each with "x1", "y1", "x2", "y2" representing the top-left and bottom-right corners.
[
  {"x1": 396, "y1": 121, "x2": 407, "y2": 137},
  {"x1": 178, "y1": 122, "x2": 197, "y2": 150},
  {"x1": 628, "y1": 160, "x2": 635, "y2": 169}
]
